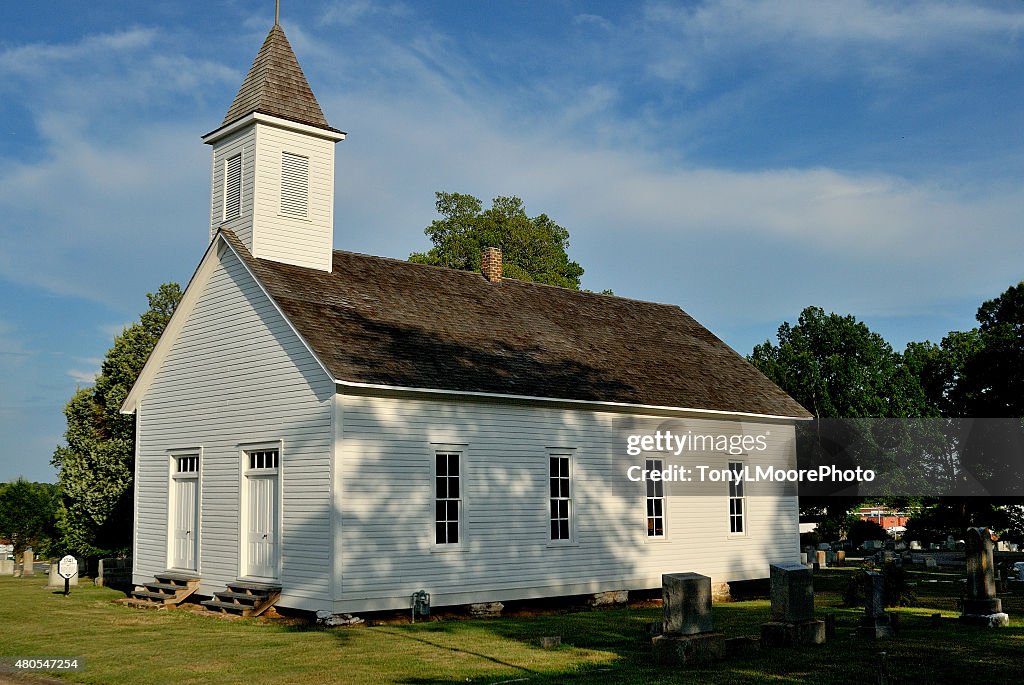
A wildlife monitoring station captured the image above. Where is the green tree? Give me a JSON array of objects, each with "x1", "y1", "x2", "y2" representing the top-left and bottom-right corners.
[
  {"x1": 0, "y1": 479, "x2": 59, "y2": 558},
  {"x1": 749, "y1": 306, "x2": 931, "y2": 418},
  {"x1": 750, "y1": 306, "x2": 935, "y2": 529},
  {"x1": 51, "y1": 283, "x2": 181, "y2": 558},
  {"x1": 846, "y1": 518, "x2": 888, "y2": 548},
  {"x1": 955, "y1": 281, "x2": 1024, "y2": 417},
  {"x1": 410, "y1": 192, "x2": 585, "y2": 289}
]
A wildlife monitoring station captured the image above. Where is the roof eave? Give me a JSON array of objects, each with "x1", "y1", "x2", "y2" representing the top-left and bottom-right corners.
[
  {"x1": 333, "y1": 378, "x2": 814, "y2": 422},
  {"x1": 202, "y1": 111, "x2": 346, "y2": 145}
]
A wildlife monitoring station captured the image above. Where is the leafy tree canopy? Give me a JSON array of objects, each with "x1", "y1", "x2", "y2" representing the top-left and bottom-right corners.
[
  {"x1": 0, "y1": 479, "x2": 59, "y2": 558},
  {"x1": 51, "y1": 283, "x2": 181, "y2": 558},
  {"x1": 410, "y1": 192, "x2": 585, "y2": 290},
  {"x1": 749, "y1": 305, "x2": 931, "y2": 418}
]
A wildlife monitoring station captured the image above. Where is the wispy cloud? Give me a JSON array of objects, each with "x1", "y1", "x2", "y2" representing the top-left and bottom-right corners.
[
  {"x1": 0, "y1": 28, "x2": 157, "y2": 77},
  {"x1": 635, "y1": 0, "x2": 1024, "y2": 86},
  {"x1": 319, "y1": 0, "x2": 411, "y2": 27},
  {"x1": 66, "y1": 368, "x2": 98, "y2": 384}
]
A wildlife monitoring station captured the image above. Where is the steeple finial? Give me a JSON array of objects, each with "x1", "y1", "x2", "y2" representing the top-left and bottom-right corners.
[{"x1": 275, "y1": 0, "x2": 280, "y2": 26}]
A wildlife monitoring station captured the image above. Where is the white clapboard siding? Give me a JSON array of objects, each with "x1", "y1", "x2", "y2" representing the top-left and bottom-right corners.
[
  {"x1": 249, "y1": 122, "x2": 335, "y2": 271},
  {"x1": 334, "y1": 393, "x2": 800, "y2": 612},
  {"x1": 133, "y1": 242, "x2": 334, "y2": 608},
  {"x1": 208, "y1": 127, "x2": 256, "y2": 247}
]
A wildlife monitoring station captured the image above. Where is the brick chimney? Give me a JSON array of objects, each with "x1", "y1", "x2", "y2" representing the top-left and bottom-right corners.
[{"x1": 481, "y1": 246, "x2": 502, "y2": 283}]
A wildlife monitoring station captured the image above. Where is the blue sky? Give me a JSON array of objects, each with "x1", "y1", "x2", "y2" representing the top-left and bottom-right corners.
[{"x1": 2, "y1": 1, "x2": 1023, "y2": 482}]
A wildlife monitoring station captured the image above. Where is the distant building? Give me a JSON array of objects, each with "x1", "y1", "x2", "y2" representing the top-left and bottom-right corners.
[{"x1": 857, "y1": 505, "x2": 909, "y2": 535}]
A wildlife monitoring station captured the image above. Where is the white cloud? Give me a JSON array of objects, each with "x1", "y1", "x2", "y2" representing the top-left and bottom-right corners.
[
  {"x1": 0, "y1": 28, "x2": 157, "y2": 77},
  {"x1": 319, "y1": 0, "x2": 411, "y2": 27},
  {"x1": 66, "y1": 369, "x2": 98, "y2": 384},
  {"x1": 636, "y1": 0, "x2": 1024, "y2": 86}
]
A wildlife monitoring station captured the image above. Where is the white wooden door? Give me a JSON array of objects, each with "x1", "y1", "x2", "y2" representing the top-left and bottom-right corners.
[
  {"x1": 246, "y1": 475, "x2": 278, "y2": 578},
  {"x1": 172, "y1": 478, "x2": 198, "y2": 570}
]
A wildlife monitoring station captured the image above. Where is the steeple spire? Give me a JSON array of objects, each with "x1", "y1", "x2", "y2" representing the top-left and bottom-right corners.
[
  {"x1": 275, "y1": 0, "x2": 280, "y2": 26},
  {"x1": 220, "y1": 22, "x2": 335, "y2": 132}
]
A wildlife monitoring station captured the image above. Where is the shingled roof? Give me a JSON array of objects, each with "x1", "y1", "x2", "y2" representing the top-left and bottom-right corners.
[
  {"x1": 222, "y1": 231, "x2": 811, "y2": 419},
  {"x1": 221, "y1": 24, "x2": 335, "y2": 131}
]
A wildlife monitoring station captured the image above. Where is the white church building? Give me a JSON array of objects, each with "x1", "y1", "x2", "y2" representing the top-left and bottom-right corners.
[{"x1": 122, "y1": 19, "x2": 810, "y2": 616}]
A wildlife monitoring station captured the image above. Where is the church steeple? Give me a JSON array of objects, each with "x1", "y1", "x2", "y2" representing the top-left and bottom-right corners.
[
  {"x1": 221, "y1": 24, "x2": 336, "y2": 133},
  {"x1": 202, "y1": 17, "x2": 344, "y2": 273}
]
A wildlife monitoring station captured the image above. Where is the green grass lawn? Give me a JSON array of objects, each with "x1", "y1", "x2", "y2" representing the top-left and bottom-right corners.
[{"x1": 1, "y1": 569, "x2": 1022, "y2": 684}]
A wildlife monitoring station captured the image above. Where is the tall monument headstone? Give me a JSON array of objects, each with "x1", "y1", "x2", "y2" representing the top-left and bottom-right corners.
[
  {"x1": 959, "y1": 527, "x2": 1009, "y2": 628},
  {"x1": 860, "y1": 571, "x2": 894, "y2": 638}
]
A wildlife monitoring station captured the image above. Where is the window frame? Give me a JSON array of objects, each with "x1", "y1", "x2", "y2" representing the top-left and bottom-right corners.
[
  {"x1": 727, "y1": 459, "x2": 747, "y2": 537},
  {"x1": 431, "y1": 448, "x2": 464, "y2": 550},
  {"x1": 547, "y1": 451, "x2": 575, "y2": 545},
  {"x1": 644, "y1": 456, "x2": 668, "y2": 541}
]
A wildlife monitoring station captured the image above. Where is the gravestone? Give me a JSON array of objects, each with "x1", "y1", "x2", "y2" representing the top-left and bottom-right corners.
[
  {"x1": 800, "y1": 552, "x2": 808, "y2": 565},
  {"x1": 96, "y1": 558, "x2": 132, "y2": 588},
  {"x1": 910, "y1": 541, "x2": 922, "y2": 550},
  {"x1": 48, "y1": 563, "x2": 78, "y2": 588},
  {"x1": 815, "y1": 550, "x2": 826, "y2": 569},
  {"x1": 836, "y1": 550, "x2": 846, "y2": 564},
  {"x1": 959, "y1": 528, "x2": 1009, "y2": 627},
  {"x1": 761, "y1": 563, "x2": 825, "y2": 647},
  {"x1": 21, "y1": 550, "x2": 34, "y2": 576},
  {"x1": 925, "y1": 557, "x2": 938, "y2": 569},
  {"x1": 0, "y1": 559, "x2": 13, "y2": 576},
  {"x1": 860, "y1": 571, "x2": 894, "y2": 639},
  {"x1": 652, "y1": 573, "x2": 726, "y2": 664}
]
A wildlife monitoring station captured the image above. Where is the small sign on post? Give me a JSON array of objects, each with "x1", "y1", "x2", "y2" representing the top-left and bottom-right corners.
[{"x1": 57, "y1": 555, "x2": 78, "y2": 596}]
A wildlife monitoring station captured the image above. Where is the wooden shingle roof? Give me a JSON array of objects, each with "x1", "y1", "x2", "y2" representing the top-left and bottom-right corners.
[
  {"x1": 221, "y1": 24, "x2": 335, "y2": 131},
  {"x1": 223, "y1": 231, "x2": 811, "y2": 419}
]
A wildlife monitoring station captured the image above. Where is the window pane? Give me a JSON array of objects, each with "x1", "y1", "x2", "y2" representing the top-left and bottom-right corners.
[
  {"x1": 447, "y1": 523, "x2": 458, "y2": 544},
  {"x1": 436, "y1": 522, "x2": 446, "y2": 544},
  {"x1": 559, "y1": 520, "x2": 569, "y2": 540},
  {"x1": 448, "y1": 477, "x2": 459, "y2": 499},
  {"x1": 436, "y1": 454, "x2": 447, "y2": 477},
  {"x1": 435, "y1": 476, "x2": 447, "y2": 499},
  {"x1": 559, "y1": 479, "x2": 569, "y2": 498},
  {"x1": 447, "y1": 454, "x2": 459, "y2": 476}
]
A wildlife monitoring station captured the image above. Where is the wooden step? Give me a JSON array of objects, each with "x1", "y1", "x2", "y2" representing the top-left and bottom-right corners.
[
  {"x1": 226, "y1": 581, "x2": 281, "y2": 594},
  {"x1": 144, "y1": 582, "x2": 186, "y2": 593},
  {"x1": 154, "y1": 573, "x2": 199, "y2": 587},
  {"x1": 214, "y1": 591, "x2": 263, "y2": 605},
  {"x1": 127, "y1": 573, "x2": 200, "y2": 608},
  {"x1": 132, "y1": 589, "x2": 176, "y2": 602},
  {"x1": 203, "y1": 583, "x2": 281, "y2": 618},
  {"x1": 201, "y1": 599, "x2": 256, "y2": 617}
]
